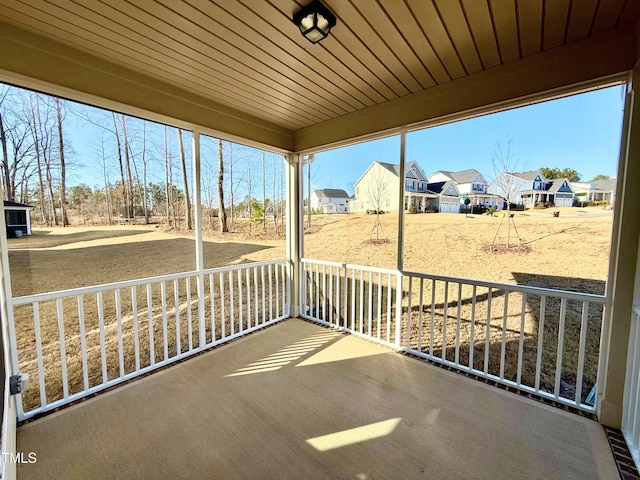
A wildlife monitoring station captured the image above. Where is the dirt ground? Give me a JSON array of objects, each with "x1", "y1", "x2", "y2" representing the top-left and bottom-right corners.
[{"x1": 7, "y1": 207, "x2": 613, "y2": 411}]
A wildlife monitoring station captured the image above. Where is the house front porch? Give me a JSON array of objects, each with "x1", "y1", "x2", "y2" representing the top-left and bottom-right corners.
[{"x1": 16, "y1": 318, "x2": 618, "y2": 480}]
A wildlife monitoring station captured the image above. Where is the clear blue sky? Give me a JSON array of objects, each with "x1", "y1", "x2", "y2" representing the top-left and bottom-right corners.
[
  {"x1": 311, "y1": 85, "x2": 625, "y2": 193},
  {"x1": 64, "y1": 84, "x2": 625, "y2": 198}
]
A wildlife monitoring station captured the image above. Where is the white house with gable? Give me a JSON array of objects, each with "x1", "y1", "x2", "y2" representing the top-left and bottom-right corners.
[{"x1": 310, "y1": 189, "x2": 350, "y2": 214}]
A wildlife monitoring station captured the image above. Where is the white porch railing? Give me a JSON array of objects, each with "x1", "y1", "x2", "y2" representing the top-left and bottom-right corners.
[
  {"x1": 10, "y1": 259, "x2": 289, "y2": 420},
  {"x1": 300, "y1": 258, "x2": 605, "y2": 412},
  {"x1": 622, "y1": 305, "x2": 640, "y2": 470}
]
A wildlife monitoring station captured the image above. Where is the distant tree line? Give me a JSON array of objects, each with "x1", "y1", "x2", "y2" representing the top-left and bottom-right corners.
[{"x1": 0, "y1": 85, "x2": 286, "y2": 235}]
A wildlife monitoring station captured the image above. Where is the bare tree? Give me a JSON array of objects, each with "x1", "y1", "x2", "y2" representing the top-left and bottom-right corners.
[
  {"x1": 54, "y1": 97, "x2": 69, "y2": 226},
  {"x1": 490, "y1": 138, "x2": 527, "y2": 248},
  {"x1": 111, "y1": 113, "x2": 129, "y2": 219},
  {"x1": 120, "y1": 115, "x2": 135, "y2": 219},
  {"x1": 98, "y1": 132, "x2": 113, "y2": 225},
  {"x1": 0, "y1": 112, "x2": 10, "y2": 200},
  {"x1": 229, "y1": 141, "x2": 234, "y2": 229},
  {"x1": 365, "y1": 164, "x2": 389, "y2": 241},
  {"x1": 0, "y1": 88, "x2": 36, "y2": 203},
  {"x1": 141, "y1": 121, "x2": 149, "y2": 223},
  {"x1": 217, "y1": 139, "x2": 228, "y2": 233},
  {"x1": 177, "y1": 129, "x2": 192, "y2": 230}
]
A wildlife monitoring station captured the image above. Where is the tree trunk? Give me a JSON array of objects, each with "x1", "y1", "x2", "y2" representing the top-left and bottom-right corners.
[
  {"x1": 31, "y1": 98, "x2": 48, "y2": 225},
  {"x1": 120, "y1": 115, "x2": 135, "y2": 219},
  {"x1": 112, "y1": 113, "x2": 128, "y2": 219},
  {"x1": 217, "y1": 139, "x2": 228, "y2": 233},
  {"x1": 55, "y1": 97, "x2": 69, "y2": 226},
  {"x1": 100, "y1": 134, "x2": 113, "y2": 225},
  {"x1": 0, "y1": 112, "x2": 11, "y2": 201},
  {"x1": 142, "y1": 122, "x2": 149, "y2": 224},
  {"x1": 229, "y1": 142, "x2": 234, "y2": 230},
  {"x1": 177, "y1": 129, "x2": 192, "y2": 230},
  {"x1": 45, "y1": 158, "x2": 57, "y2": 226}
]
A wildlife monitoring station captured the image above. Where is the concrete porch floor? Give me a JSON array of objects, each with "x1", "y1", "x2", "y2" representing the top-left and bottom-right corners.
[{"x1": 16, "y1": 318, "x2": 618, "y2": 479}]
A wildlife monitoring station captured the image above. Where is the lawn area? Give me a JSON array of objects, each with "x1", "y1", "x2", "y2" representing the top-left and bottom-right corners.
[
  {"x1": 304, "y1": 207, "x2": 612, "y2": 293},
  {"x1": 8, "y1": 206, "x2": 612, "y2": 297},
  {"x1": 6, "y1": 207, "x2": 613, "y2": 412}
]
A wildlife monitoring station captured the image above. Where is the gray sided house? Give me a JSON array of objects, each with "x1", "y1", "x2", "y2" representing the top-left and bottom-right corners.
[
  {"x1": 416, "y1": 181, "x2": 460, "y2": 213},
  {"x1": 491, "y1": 170, "x2": 575, "y2": 208},
  {"x1": 547, "y1": 179, "x2": 574, "y2": 207},
  {"x1": 4, "y1": 200, "x2": 33, "y2": 237}
]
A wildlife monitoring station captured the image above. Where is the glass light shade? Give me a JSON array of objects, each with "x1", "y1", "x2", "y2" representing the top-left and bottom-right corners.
[{"x1": 293, "y1": 1, "x2": 336, "y2": 44}]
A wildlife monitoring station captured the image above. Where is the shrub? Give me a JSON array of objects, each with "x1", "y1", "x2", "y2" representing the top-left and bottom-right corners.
[
  {"x1": 486, "y1": 207, "x2": 497, "y2": 216},
  {"x1": 408, "y1": 204, "x2": 417, "y2": 214}
]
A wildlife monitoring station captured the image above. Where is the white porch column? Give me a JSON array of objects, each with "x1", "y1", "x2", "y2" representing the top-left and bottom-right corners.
[
  {"x1": 0, "y1": 180, "x2": 19, "y2": 479},
  {"x1": 598, "y1": 65, "x2": 640, "y2": 427},
  {"x1": 396, "y1": 131, "x2": 406, "y2": 271},
  {"x1": 192, "y1": 131, "x2": 206, "y2": 348},
  {"x1": 286, "y1": 153, "x2": 302, "y2": 317}
]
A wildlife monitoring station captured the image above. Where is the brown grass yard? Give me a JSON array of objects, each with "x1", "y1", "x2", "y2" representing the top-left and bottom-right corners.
[{"x1": 8, "y1": 207, "x2": 613, "y2": 412}]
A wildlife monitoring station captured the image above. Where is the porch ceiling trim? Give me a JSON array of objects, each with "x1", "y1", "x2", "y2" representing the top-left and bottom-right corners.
[
  {"x1": 0, "y1": 21, "x2": 295, "y2": 153},
  {"x1": 295, "y1": 24, "x2": 637, "y2": 153}
]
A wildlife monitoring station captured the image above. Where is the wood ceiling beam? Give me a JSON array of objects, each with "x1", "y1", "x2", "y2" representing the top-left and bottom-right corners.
[
  {"x1": 295, "y1": 23, "x2": 639, "y2": 153},
  {"x1": 0, "y1": 21, "x2": 295, "y2": 153}
]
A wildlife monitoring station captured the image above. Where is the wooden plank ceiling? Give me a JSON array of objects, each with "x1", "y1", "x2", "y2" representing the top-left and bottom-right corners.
[{"x1": 0, "y1": 0, "x2": 638, "y2": 146}]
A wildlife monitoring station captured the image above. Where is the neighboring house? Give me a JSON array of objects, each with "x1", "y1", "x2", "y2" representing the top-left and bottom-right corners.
[
  {"x1": 351, "y1": 161, "x2": 460, "y2": 213},
  {"x1": 489, "y1": 170, "x2": 575, "y2": 208},
  {"x1": 428, "y1": 169, "x2": 501, "y2": 208},
  {"x1": 4, "y1": 200, "x2": 33, "y2": 237},
  {"x1": 571, "y1": 178, "x2": 617, "y2": 205},
  {"x1": 351, "y1": 161, "x2": 400, "y2": 213},
  {"x1": 310, "y1": 189, "x2": 350, "y2": 214},
  {"x1": 411, "y1": 181, "x2": 461, "y2": 213},
  {"x1": 547, "y1": 178, "x2": 575, "y2": 207}
]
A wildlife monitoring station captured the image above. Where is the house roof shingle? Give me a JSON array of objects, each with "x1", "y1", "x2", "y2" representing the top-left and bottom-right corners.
[
  {"x1": 547, "y1": 178, "x2": 572, "y2": 193},
  {"x1": 4, "y1": 200, "x2": 33, "y2": 208},
  {"x1": 509, "y1": 170, "x2": 543, "y2": 182},
  {"x1": 376, "y1": 161, "x2": 401, "y2": 176},
  {"x1": 590, "y1": 178, "x2": 617, "y2": 191},
  {"x1": 433, "y1": 169, "x2": 483, "y2": 184},
  {"x1": 314, "y1": 189, "x2": 349, "y2": 199}
]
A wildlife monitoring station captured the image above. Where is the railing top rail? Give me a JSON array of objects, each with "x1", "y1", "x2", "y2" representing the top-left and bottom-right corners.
[
  {"x1": 12, "y1": 258, "x2": 287, "y2": 306},
  {"x1": 300, "y1": 257, "x2": 605, "y2": 304},
  {"x1": 401, "y1": 269, "x2": 606, "y2": 303},
  {"x1": 301, "y1": 258, "x2": 399, "y2": 276}
]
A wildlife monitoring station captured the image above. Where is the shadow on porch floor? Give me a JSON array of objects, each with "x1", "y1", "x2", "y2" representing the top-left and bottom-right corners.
[{"x1": 16, "y1": 318, "x2": 618, "y2": 479}]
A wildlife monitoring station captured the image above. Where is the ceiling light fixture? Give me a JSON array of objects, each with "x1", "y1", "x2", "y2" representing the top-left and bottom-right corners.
[{"x1": 293, "y1": 0, "x2": 336, "y2": 44}]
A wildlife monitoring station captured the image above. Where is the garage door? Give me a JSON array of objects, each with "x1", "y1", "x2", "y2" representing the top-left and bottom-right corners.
[
  {"x1": 556, "y1": 197, "x2": 572, "y2": 207},
  {"x1": 440, "y1": 202, "x2": 458, "y2": 213}
]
